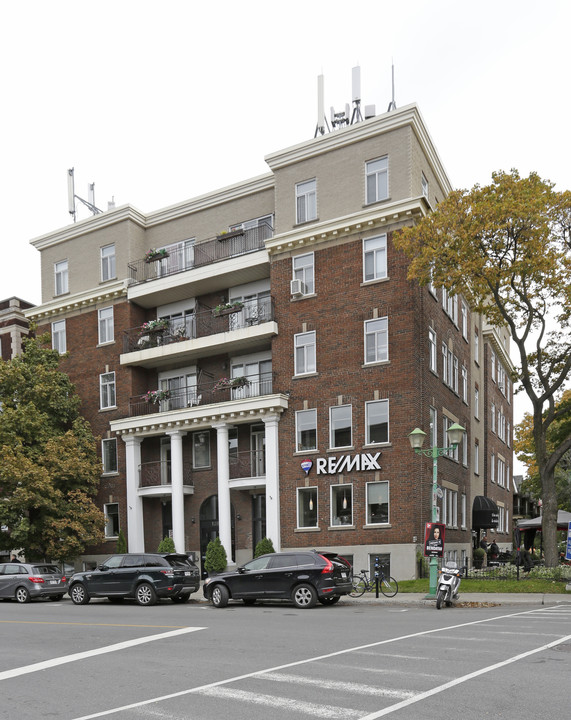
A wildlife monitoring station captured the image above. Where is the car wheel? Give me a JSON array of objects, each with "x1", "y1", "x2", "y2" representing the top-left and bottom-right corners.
[
  {"x1": 15, "y1": 587, "x2": 31, "y2": 604},
  {"x1": 70, "y1": 583, "x2": 90, "y2": 605},
  {"x1": 243, "y1": 598, "x2": 256, "y2": 606},
  {"x1": 49, "y1": 595, "x2": 64, "y2": 602},
  {"x1": 292, "y1": 583, "x2": 317, "y2": 609},
  {"x1": 318, "y1": 595, "x2": 340, "y2": 605},
  {"x1": 135, "y1": 582, "x2": 157, "y2": 606},
  {"x1": 211, "y1": 584, "x2": 229, "y2": 608},
  {"x1": 171, "y1": 594, "x2": 190, "y2": 604}
]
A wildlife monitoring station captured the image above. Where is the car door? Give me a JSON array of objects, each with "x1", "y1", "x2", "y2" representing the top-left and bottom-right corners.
[
  {"x1": 226, "y1": 555, "x2": 272, "y2": 599},
  {"x1": 87, "y1": 555, "x2": 125, "y2": 595},
  {"x1": 114, "y1": 555, "x2": 146, "y2": 594},
  {"x1": 265, "y1": 554, "x2": 299, "y2": 598},
  {"x1": 0, "y1": 564, "x2": 24, "y2": 598}
]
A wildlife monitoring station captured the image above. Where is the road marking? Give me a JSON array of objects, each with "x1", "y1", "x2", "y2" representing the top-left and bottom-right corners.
[
  {"x1": 0, "y1": 626, "x2": 205, "y2": 682},
  {"x1": 0, "y1": 621, "x2": 189, "y2": 628},
  {"x1": 69, "y1": 606, "x2": 564, "y2": 720},
  {"x1": 358, "y1": 632, "x2": 571, "y2": 719},
  {"x1": 261, "y1": 672, "x2": 415, "y2": 699}
]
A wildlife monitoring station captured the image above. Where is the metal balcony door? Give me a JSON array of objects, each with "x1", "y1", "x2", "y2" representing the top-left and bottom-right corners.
[{"x1": 251, "y1": 424, "x2": 266, "y2": 477}]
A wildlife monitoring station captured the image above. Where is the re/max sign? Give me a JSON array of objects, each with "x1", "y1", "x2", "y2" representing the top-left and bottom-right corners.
[{"x1": 315, "y1": 452, "x2": 382, "y2": 475}]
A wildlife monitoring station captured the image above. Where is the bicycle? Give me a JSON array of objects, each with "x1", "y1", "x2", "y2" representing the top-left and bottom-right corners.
[{"x1": 349, "y1": 568, "x2": 398, "y2": 598}]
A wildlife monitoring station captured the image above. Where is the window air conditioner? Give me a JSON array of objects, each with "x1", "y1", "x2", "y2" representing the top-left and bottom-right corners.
[{"x1": 290, "y1": 279, "x2": 303, "y2": 296}]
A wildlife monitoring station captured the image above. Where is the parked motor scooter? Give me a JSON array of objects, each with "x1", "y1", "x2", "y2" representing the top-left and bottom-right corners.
[{"x1": 436, "y1": 561, "x2": 464, "y2": 609}]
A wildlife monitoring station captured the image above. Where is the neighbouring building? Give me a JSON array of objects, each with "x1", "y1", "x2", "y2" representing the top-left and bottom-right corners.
[{"x1": 25, "y1": 102, "x2": 514, "y2": 578}]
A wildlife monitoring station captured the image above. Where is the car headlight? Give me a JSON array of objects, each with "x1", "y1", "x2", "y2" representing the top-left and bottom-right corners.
[{"x1": 204, "y1": 577, "x2": 211, "y2": 585}]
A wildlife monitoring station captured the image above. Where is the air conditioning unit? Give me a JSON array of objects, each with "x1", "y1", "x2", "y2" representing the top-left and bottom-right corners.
[{"x1": 290, "y1": 279, "x2": 303, "y2": 296}]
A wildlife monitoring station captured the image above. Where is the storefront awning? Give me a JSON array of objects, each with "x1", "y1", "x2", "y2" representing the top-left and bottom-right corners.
[{"x1": 472, "y1": 495, "x2": 499, "y2": 530}]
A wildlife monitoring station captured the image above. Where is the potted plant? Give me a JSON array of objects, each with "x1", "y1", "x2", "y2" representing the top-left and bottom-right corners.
[
  {"x1": 216, "y1": 228, "x2": 244, "y2": 242},
  {"x1": 139, "y1": 318, "x2": 170, "y2": 334},
  {"x1": 213, "y1": 376, "x2": 250, "y2": 391},
  {"x1": 213, "y1": 301, "x2": 244, "y2": 317},
  {"x1": 144, "y1": 248, "x2": 169, "y2": 263},
  {"x1": 143, "y1": 389, "x2": 171, "y2": 404}
]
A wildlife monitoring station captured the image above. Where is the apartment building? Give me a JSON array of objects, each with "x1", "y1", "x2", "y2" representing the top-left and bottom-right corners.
[{"x1": 25, "y1": 103, "x2": 514, "y2": 578}]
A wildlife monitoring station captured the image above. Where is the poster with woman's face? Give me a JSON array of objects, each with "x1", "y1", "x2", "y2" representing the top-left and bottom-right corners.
[{"x1": 424, "y1": 522, "x2": 445, "y2": 557}]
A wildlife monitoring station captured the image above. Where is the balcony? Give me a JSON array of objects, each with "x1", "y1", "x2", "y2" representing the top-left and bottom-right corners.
[
  {"x1": 127, "y1": 225, "x2": 272, "y2": 308},
  {"x1": 138, "y1": 461, "x2": 194, "y2": 497},
  {"x1": 129, "y1": 373, "x2": 275, "y2": 417},
  {"x1": 121, "y1": 297, "x2": 276, "y2": 369}
]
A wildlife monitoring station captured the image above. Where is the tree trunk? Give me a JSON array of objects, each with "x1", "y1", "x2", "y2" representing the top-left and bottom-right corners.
[{"x1": 540, "y1": 465, "x2": 559, "y2": 567}]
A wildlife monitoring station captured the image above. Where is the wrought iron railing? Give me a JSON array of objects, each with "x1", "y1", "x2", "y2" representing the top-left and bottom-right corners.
[
  {"x1": 128, "y1": 223, "x2": 272, "y2": 286},
  {"x1": 230, "y1": 450, "x2": 266, "y2": 479},
  {"x1": 123, "y1": 296, "x2": 274, "y2": 354},
  {"x1": 130, "y1": 373, "x2": 275, "y2": 417},
  {"x1": 139, "y1": 461, "x2": 194, "y2": 489}
]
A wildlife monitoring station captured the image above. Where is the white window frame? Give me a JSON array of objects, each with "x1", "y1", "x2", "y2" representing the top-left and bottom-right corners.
[
  {"x1": 430, "y1": 407, "x2": 438, "y2": 448},
  {"x1": 51, "y1": 319, "x2": 66, "y2": 353},
  {"x1": 98, "y1": 307, "x2": 114, "y2": 345},
  {"x1": 363, "y1": 234, "x2": 387, "y2": 282},
  {"x1": 293, "y1": 252, "x2": 315, "y2": 295},
  {"x1": 102, "y1": 438, "x2": 118, "y2": 474},
  {"x1": 294, "y1": 331, "x2": 316, "y2": 375},
  {"x1": 462, "y1": 431, "x2": 468, "y2": 467},
  {"x1": 366, "y1": 481, "x2": 389, "y2": 525},
  {"x1": 364, "y1": 317, "x2": 388, "y2": 364},
  {"x1": 474, "y1": 386, "x2": 479, "y2": 419},
  {"x1": 99, "y1": 372, "x2": 116, "y2": 409},
  {"x1": 330, "y1": 404, "x2": 352, "y2": 449},
  {"x1": 55, "y1": 260, "x2": 68, "y2": 296},
  {"x1": 101, "y1": 244, "x2": 116, "y2": 282},
  {"x1": 365, "y1": 399, "x2": 389, "y2": 445},
  {"x1": 192, "y1": 431, "x2": 210, "y2": 469},
  {"x1": 474, "y1": 442, "x2": 480, "y2": 475},
  {"x1": 297, "y1": 486, "x2": 318, "y2": 529},
  {"x1": 429, "y1": 328, "x2": 437, "y2": 373},
  {"x1": 461, "y1": 364, "x2": 468, "y2": 403},
  {"x1": 421, "y1": 172, "x2": 429, "y2": 199},
  {"x1": 366, "y1": 156, "x2": 389, "y2": 204},
  {"x1": 295, "y1": 409, "x2": 317, "y2": 452},
  {"x1": 295, "y1": 179, "x2": 317, "y2": 224},
  {"x1": 104, "y1": 502, "x2": 120, "y2": 539}
]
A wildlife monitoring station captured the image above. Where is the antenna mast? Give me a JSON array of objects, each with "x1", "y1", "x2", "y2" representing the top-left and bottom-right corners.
[
  {"x1": 67, "y1": 168, "x2": 103, "y2": 222},
  {"x1": 387, "y1": 62, "x2": 397, "y2": 112}
]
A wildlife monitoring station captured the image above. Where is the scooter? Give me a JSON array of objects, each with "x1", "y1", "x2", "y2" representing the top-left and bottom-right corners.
[{"x1": 435, "y1": 561, "x2": 464, "y2": 609}]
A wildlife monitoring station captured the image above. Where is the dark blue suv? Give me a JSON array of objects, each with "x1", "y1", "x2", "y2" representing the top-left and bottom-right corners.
[
  {"x1": 203, "y1": 551, "x2": 352, "y2": 608},
  {"x1": 69, "y1": 553, "x2": 200, "y2": 606}
]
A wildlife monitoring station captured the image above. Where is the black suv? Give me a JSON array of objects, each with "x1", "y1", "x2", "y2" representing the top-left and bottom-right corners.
[
  {"x1": 203, "y1": 551, "x2": 352, "y2": 609},
  {"x1": 68, "y1": 553, "x2": 200, "y2": 606}
]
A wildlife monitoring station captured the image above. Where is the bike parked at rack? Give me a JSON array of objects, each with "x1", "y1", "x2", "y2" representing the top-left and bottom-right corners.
[{"x1": 349, "y1": 567, "x2": 398, "y2": 598}]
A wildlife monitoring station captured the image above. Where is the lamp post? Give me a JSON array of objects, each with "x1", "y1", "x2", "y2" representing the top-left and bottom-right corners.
[{"x1": 408, "y1": 422, "x2": 465, "y2": 598}]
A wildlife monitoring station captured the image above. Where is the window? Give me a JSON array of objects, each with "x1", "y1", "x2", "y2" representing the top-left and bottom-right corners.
[
  {"x1": 498, "y1": 457, "x2": 505, "y2": 487},
  {"x1": 55, "y1": 260, "x2": 68, "y2": 296},
  {"x1": 100, "y1": 372, "x2": 116, "y2": 409},
  {"x1": 474, "y1": 328, "x2": 479, "y2": 363},
  {"x1": 102, "y1": 438, "x2": 118, "y2": 474},
  {"x1": 159, "y1": 371, "x2": 197, "y2": 409},
  {"x1": 51, "y1": 319, "x2": 66, "y2": 353},
  {"x1": 461, "y1": 302, "x2": 468, "y2": 340},
  {"x1": 491, "y1": 402, "x2": 496, "y2": 433},
  {"x1": 461, "y1": 365, "x2": 468, "y2": 403},
  {"x1": 330, "y1": 405, "x2": 352, "y2": 448},
  {"x1": 461, "y1": 493, "x2": 467, "y2": 529},
  {"x1": 296, "y1": 409, "x2": 317, "y2": 452},
  {"x1": 444, "y1": 488, "x2": 458, "y2": 527},
  {"x1": 474, "y1": 386, "x2": 479, "y2": 419},
  {"x1": 366, "y1": 400, "x2": 389, "y2": 444},
  {"x1": 295, "y1": 179, "x2": 316, "y2": 224},
  {"x1": 229, "y1": 358, "x2": 272, "y2": 399},
  {"x1": 366, "y1": 481, "x2": 389, "y2": 524},
  {"x1": 294, "y1": 331, "x2": 316, "y2": 375},
  {"x1": 101, "y1": 244, "x2": 116, "y2": 282},
  {"x1": 442, "y1": 342, "x2": 448, "y2": 385},
  {"x1": 443, "y1": 417, "x2": 459, "y2": 461},
  {"x1": 192, "y1": 431, "x2": 210, "y2": 469},
  {"x1": 491, "y1": 350, "x2": 496, "y2": 382},
  {"x1": 429, "y1": 328, "x2": 437, "y2": 372},
  {"x1": 366, "y1": 156, "x2": 389, "y2": 204},
  {"x1": 331, "y1": 484, "x2": 353, "y2": 526},
  {"x1": 491, "y1": 452, "x2": 496, "y2": 483},
  {"x1": 292, "y1": 253, "x2": 315, "y2": 295},
  {"x1": 462, "y1": 431, "x2": 468, "y2": 467},
  {"x1": 422, "y1": 172, "x2": 429, "y2": 199},
  {"x1": 98, "y1": 307, "x2": 114, "y2": 344},
  {"x1": 364, "y1": 317, "x2": 388, "y2": 364},
  {"x1": 297, "y1": 487, "x2": 318, "y2": 528},
  {"x1": 363, "y1": 235, "x2": 387, "y2": 282},
  {"x1": 430, "y1": 407, "x2": 438, "y2": 447},
  {"x1": 474, "y1": 441, "x2": 479, "y2": 475},
  {"x1": 104, "y1": 503, "x2": 119, "y2": 538}
]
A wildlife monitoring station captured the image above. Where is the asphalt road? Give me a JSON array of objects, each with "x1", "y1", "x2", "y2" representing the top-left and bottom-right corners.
[{"x1": 1, "y1": 595, "x2": 570, "y2": 719}]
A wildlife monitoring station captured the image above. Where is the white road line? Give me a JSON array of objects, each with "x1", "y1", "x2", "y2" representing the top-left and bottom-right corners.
[
  {"x1": 260, "y1": 672, "x2": 415, "y2": 699},
  {"x1": 0, "y1": 627, "x2": 205, "y2": 682},
  {"x1": 358, "y1": 632, "x2": 571, "y2": 719},
  {"x1": 196, "y1": 687, "x2": 363, "y2": 719},
  {"x1": 70, "y1": 606, "x2": 566, "y2": 720}
]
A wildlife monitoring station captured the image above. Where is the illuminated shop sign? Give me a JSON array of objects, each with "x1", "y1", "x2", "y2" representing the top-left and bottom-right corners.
[{"x1": 313, "y1": 452, "x2": 382, "y2": 475}]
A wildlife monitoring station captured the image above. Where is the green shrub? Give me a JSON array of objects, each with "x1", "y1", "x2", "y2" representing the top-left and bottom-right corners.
[
  {"x1": 204, "y1": 536, "x2": 227, "y2": 574},
  {"x1": 157, "y1": 536, "x2": 176, "y2": 553},
  {"x1": 473, "y1": 547, "x2": 485, "y2": 569},
  {"x1": 116, "y1": 529, "x2": 127, "y2": 554},
  {"x1": 254, "y1": 537, "x2": 275, "y2": 558}
]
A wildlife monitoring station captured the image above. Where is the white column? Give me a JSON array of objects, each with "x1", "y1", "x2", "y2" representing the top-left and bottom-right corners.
[
  {"x1": 122, "y1": 434, "x2": 144, "y2": 552},
  {"x1": 263, "y1": 413, "x2": 281, "y2": 552},
  {"x1": 213, "y1": 422, "x2": 234, "y2": 566},
  {"x1": 167, "y1": 430, "x2": 187, "y2": 554}
]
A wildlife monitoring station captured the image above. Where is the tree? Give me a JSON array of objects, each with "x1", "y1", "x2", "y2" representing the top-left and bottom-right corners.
[
  {"x1": 515, "y1": 390, "x2": 571, "y2": 512},
  {"x1": 204, "y1": 536, "x2": 227, "y2": 574},
  {"x1": 254, "y1": 537, "x2": 275, "y2": 558},
  {"x1": 157, "y1": 536, "x2": 176, "y2": 553},
  {"x1": 0, "y1": 334, "x2": 105, "y2": 561},
  {"x1": 116, "y1": 529, "x2": 128, "y2": 554},
  {"x1": 395, "y1": 170, "x2": 571, "y2": 566}
]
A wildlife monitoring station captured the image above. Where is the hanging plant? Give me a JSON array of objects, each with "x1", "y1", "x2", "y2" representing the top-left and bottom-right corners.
[
  {"x1": 139, "y1": 318, "x2": 170, "y2": 334},
  {"x1": 144, "y1": 248, "x2": 170, "y2": 263},
  {"x1": 143, "y1": 389, "x2": 171, "y2": 404}
]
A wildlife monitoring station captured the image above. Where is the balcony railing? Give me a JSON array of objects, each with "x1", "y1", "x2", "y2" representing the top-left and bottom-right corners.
[
  {"x1": 130, "y1": 373, "x2": 275, "y2": 417},
  {"x1": 128, "y1": 224, "x2": 272, "y2": 286},
  {"x1": 230, "y1": 450, "x2": 266, "y2": 479},
  {"x1": 123, "y1": 296, "x2": 275, "y2": 354},
  {"x1": 139, "y1": 461, "x2": 194, "y2": 489}
]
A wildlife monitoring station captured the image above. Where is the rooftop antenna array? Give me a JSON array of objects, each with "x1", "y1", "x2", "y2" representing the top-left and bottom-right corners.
[
  {"x1": 67, "y1": 168, "x2": 103, "y2": 222},
  {"x1": 314, "y1": 65, "x2": 378, "y2": 136},
  {"x1": 387, "y1": 61, "x2": 397, "y2": 112}
]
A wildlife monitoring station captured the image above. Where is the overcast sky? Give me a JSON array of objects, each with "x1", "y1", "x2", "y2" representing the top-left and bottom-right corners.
[{"x1": 2, "y1": 0, "x2": 568, "y2": 471}]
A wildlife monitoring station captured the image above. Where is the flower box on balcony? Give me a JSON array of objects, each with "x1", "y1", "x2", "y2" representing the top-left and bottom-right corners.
[
  {"x1": 144, "y1": 248, "x2": 170, "y2": 263},
  {"x1": 213, "y1": 302, "x2": 244, "y2": 317},
  {"x1": 143, "y1": 389, "x2": 171, "y2": 404},
  {"x1": 139, "y1": 319, "x2": 170, "y2": 335},
  {"x1": 213, "y1": 376, "x2": 250, "y2": 391},
  {"x1": 216, "y1": 229, "x2": 244, "y2": 242}
]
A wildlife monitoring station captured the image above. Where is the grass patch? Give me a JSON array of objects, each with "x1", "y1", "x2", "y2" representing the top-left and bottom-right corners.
[{"x1": 398, "y1": 575, "x2": 570, "y2": 594}]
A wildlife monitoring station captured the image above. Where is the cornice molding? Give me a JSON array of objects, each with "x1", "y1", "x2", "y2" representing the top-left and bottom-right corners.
[{"x1": 24, "y1": 279, "x2": 129, "y2": 322}]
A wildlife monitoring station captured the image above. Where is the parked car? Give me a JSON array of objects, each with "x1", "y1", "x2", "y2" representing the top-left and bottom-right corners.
[
  {"x1": 0, "y1": 562, "x2": 68, "y2": 603},
  {"x1": 203, "y1": 550, "x2": 352, "y2": 609},
  {"x1": 68, "y1": 553, "x2": 200, "y2": 606}
]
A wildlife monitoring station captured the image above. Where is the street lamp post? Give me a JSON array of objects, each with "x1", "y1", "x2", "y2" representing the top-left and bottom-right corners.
[{"x1": 408, "y1": 423, "x2": 465, "y2": 598}]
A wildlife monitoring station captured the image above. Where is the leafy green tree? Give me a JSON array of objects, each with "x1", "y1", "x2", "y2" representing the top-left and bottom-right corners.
[
  {"x1": 515, "y1": 390, "x2": 571, "y2": 512},
  {"x1": 395, "y1": 170, "x2": 571, "y2": 566},
  {"x1": 204, "y1": 536, "x2": 227, "y2": 574},
  {"x1": 254, "y1": 537, "x2": 275, "y2": 558},
  {"x1": 116, "y1": 529, "x2": 127, "y2": 553},
  {"x1": 157, "y1": 536, "x2": 176, "y2": 553},
  {"x1": 0, "y1": 334, "x2": 104, "y2": 561}
]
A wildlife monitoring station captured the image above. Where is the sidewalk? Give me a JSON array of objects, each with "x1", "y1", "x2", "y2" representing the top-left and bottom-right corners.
[{"x1": 338, "y1": 591, "x2": 571, "y2": 607}]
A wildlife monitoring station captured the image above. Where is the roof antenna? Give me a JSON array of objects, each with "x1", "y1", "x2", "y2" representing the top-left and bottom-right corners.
[
  {"x1": 314, "y1": 73, "x2": 330, "y2": 137},
  {"x1": 350, "y1": 65, "x2": 364, "y2": 124},
  {"x1": 67, "y1": 168, "x2": 103, "y2": 222},
  {"x1": 387, "y1": 61, "x2": 397, "y2": 112}
]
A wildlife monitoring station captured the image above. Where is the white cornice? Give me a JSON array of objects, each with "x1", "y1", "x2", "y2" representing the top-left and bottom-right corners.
[
  {"x1": 25, "y1": 279, "x2": 129, "y2": 322},
  {"x1": 482, "y1": 326, "x2": 515, "y2": 372}
]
